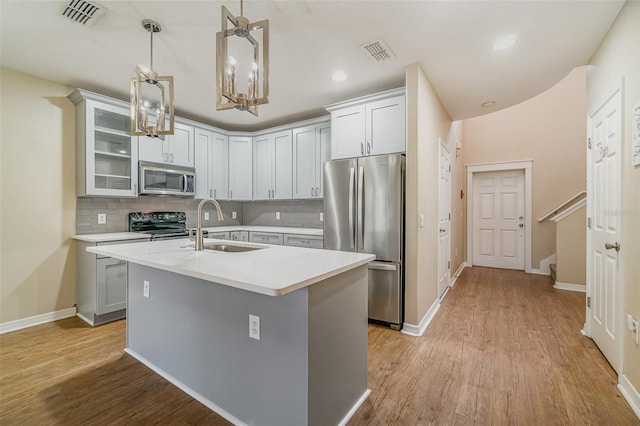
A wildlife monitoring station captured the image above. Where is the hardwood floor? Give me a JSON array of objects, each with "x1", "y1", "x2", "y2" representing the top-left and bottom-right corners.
[{"x1": 1, "y1": 267, "x2": 637, "y2": 425}]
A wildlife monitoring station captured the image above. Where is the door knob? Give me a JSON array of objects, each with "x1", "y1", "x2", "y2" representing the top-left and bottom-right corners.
[
  {"x1": 605, "y1": 242, "x2": 620, "y2": 252},
  {"x1": 440, "y1": 228, "x2": 446, "y2": 233},
  {"x1": 519, "y1": 224, "x2": 524, "y2": 228}
]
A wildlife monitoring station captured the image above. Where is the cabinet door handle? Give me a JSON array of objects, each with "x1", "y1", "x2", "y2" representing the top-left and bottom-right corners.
[
  {"x1": 230, "y1": 190, "x2": 233, "y2": 199},
  {"x1": 361, "y1": 142, "x2": 364, "y2": 155},
  {"x1": 214, "y1": 189, "x2": 217, "y2": 198},
  {"x1": 209, "y1": 189, "x2": 213, "y2": 198},
  {"x1": 316, "y1": 186, "x2": 319, "y2": 197},
  {"x1": 170, "y1": 153, "x2": 174, "y2": 163},
  {"x1": 163, "y1": 153, "x2": 168, "y2": 162},
  {"x1": 367, "y1": 142, "x2": 371, "y2": 155}
]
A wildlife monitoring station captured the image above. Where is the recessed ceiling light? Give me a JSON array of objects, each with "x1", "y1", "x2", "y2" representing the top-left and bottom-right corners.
[
  {"x1": 481, "y1": 101, "x2": 496, "y2": 108},
  {"x1": 332, "y1": 70, "x2": 347, "y2": 82},
  {"x1": 492, "y1": 34, "x2": 518, "y2": 51}
]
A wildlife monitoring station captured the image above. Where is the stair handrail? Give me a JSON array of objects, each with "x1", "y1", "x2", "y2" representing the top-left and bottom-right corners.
[{"x1": 538, "y1": 191, "x2": 587, "y2": 222}]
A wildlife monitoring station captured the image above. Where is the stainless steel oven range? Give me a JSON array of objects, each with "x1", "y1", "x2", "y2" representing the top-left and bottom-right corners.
[{"x1": 129, "y1": 211, "x2": 207, "y2": 240}]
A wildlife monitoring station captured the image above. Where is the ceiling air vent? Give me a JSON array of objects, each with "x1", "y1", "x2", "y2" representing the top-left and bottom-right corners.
[
  {"x1": 360, "y1": 38, "x2": 395, "y2": 63},
  {"x1": 61, "y1": 0, "x2": 104, "y2": 26}
]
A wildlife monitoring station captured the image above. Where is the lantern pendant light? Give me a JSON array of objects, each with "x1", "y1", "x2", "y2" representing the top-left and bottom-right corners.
[
  {"x1": 216, "y1": 0, "x2": 269, "y2": 117},
  {"x1": 130, "y1": 19, "x2": 175, "y2": 137}
]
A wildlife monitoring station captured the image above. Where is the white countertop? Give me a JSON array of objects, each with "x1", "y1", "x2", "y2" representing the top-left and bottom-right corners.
[
  {"x1": 73, "y1": 232, "x2": 151, "y2": 243},
  {"x1": 87, "y1": 239, "x2": 373, "y2": 297},
  {"x1": 73, "y1": 226, "x2": 323, "y2": 243},
  {"x1": 203, "y1": 226, "x2": 323, "y2": 236}
]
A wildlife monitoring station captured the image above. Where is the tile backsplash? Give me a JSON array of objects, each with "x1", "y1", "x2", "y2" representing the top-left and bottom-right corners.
[
  {"x1": 76, "y1": 197, "x2": 324, "y2": 234},
  {"x1": 243, "y1": 200, "x2": 323, "y2": 229},
  {"x1": 76, "y1": 197, "x2": 243, "y2": 234}
]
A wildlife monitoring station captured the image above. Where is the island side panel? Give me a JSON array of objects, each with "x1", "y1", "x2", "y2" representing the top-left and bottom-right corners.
[
  {"x1": 126, "y1": 264, "x2": 310, "y2": 426},
  {"x1": 308, "y1": 265, "x2": 369, "y2": 426}
]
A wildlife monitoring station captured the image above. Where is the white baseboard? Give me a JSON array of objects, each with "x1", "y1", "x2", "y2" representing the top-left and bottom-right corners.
[
  {"x1": 449, "y1": 262, "x2": 467, "y2": 288},
  {"x1": 0, "y1": 307, "x2": 76, "y2": 334},
  {"x1": 553, "y1": 281, "x2": 586, "y2": 292},
  {"x1": 531, "y1": 254, "x2": 556, "y2": 276},
  {"x1": 338, "y1": 388, "x2": 371, "y2": 426},
  {"x1": 125, "y1": 348, "x2": 245, "y2": 425},
  {"x1": 618, "y1": 374, "x2": 640, "y2": 420},
  {"x1": 402, "y1": 298, "x2": 440, "y2": 337}
]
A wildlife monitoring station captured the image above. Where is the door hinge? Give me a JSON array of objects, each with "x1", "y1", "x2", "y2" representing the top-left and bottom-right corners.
[
  {"x1": 587, "y1": 296, "x2": 591, "y2": 308},
  {"x1": 447, "y1": 261, "x2": 450, "y2": 269},
  {"x1": 449, "y1": 165, "x2": 451, "y2": 172},
  {"x1": 587, "y1": 217, "x2": 591, "y2": 229},
  {"x1": 448, "y1": 213, "x2": 451, "y2": 220},
  {"x1": 588, "y1": 137, "x2": 592, "y2": 149}
]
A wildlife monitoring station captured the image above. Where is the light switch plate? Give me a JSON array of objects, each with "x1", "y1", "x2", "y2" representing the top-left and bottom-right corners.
[
  {"x1": 275, "y1": 212, "x2": 281, "y2": 220},
  {"x1": 232, "y1": 211, "x2": 237, "y2": 219},
  {"x1": 97, "y1": 213, "x2": 107, "y2": 225},
  {"x1": 143, "y1": 280, "x2": 150, "y2": 298},
  {"x1": 204, "y1": 212, "x2": 210, "y2": 221},
  {"x1": 320, "y1": 212, "x2": 324, "y2": 221}
]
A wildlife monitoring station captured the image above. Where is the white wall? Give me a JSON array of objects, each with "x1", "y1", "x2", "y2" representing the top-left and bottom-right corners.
[
  {"x1": 405, "y1": 63, "x2": 455, "y2": 326},
  {"x1": 587, "y1": 0, "x2": 640, "y2": 397},
  {"x1": 0, "y1": 68, "x2": 77, "y2": 323}
]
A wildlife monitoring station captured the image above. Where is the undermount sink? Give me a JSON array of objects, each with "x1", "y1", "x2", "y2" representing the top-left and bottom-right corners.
[{"x1": 203, "y1": 243, "x2": 264, "y2": 253}]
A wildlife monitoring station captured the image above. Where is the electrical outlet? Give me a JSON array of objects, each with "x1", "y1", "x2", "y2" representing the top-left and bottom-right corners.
[
  {"x1": 320, "y1": 212, "x2": 324, "y2": 221},
  {"x1": 143, "y1": 280, "x2": 150, "y2": 298},
  {"x1": 232, "y1": 211, "x2": 237, "y2": 220},
  {"x1": 249, "y1": 314, "x2": 260, "y2": 340},
  {"x1": 204, "y1": 212, "x2": 210, "y2": 221},
  {"x1": 419, "y1": 214, "x2": 425, "y2": 228},
  {"x1": 275, "y1": 212, "x2": 281, "y2": 220},
  {"x1": 97, "y1": 213, "x2": 107, "y2": 225}
]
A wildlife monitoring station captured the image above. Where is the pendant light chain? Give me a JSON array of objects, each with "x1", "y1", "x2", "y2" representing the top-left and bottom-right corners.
[
  {"x1": 240, "y1": 0, "x2": 244, "y2": 18},
  {"x1": 149, "y1": 28, "x2": 154, "y2": 71}
]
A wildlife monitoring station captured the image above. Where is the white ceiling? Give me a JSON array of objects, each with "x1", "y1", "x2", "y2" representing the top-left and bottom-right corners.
[{"x1": 0, "y1": 0, "x2": 624, "y2": 132}]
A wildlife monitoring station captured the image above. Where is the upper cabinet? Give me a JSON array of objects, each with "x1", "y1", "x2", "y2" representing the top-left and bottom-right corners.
[
  {"x1": 253, "y1": 130, "x2": 293, "y2": 200},
  {"x1": 292, "y1": 122, "x2": 331, "y2": 199},
  {"x1": 195, "y1": 128, "x2": 229, "y2": 200},
  {"x1": 325, "y1": 88, "x2": 406, "y2": 160},
  {"x1": 68, "y1": 89, "x2": 138, "y2": 197},
  {"x1": 228, "y1": 136, "x2": 253, "y2": 201},
  {"x1": 139, "y1": 121, "x2": 195, "y2": 168}
]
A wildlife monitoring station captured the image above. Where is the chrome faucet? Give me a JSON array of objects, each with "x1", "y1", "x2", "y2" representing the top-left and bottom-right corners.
[{"x1": 191, "y1": 198, "x2": 224, "y2": 250}]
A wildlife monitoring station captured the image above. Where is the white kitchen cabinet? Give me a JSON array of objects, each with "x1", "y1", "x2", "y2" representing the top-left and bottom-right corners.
[
  {"x1": 249, "y1": 231, "x2": 284, "y2": 245},
  {"x1": 68, "y1": 89, "x2": 139, "y2": 197},
  {"x1": 195, "y1": 128, "x2": 229, "y2": 200},
  {"x1": 230, "y1": 230, "x2": 249, "y2": 241},
  {"x1": 366, "y1": 95, "x2": 406, "y2": 156},
  {"x1": 139, "y1": 121, "x2": 195, "y2": 168},
  {"x1": 76, "y1": 237, "x2": 150, "y2": 326},
  {"x1": 326, "y1": 88, "x2": 406, "y2": 159},
  {"x1": 284, "y1": 234, "x2": 323, "y2": 249},
  {"x1": 292, "y1": 122, "x2": 331, "y2": 199},
  {"x1": 206, "y1": 231, "x2": 230, "y2": 240},
  {"x1": 329, "y1": 104, "x2": 365, "y2": 159},
  {"x1": 253, "y1": 130, "x2": 293, "y2": 200},
  {"x1": 228, "y1": 136, "x2": 253, "y2": 200}
]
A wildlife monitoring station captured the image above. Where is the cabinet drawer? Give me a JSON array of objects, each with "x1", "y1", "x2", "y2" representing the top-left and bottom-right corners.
[
  {"x1": 206, "y1": 231, "x2": 230, "y2": 240},
  {"x1": 284, "y1": 234, "x2": 323, "y2": 249},
  {"x1": 249, "y1": 232, "x2": 284, "y2": 245}
]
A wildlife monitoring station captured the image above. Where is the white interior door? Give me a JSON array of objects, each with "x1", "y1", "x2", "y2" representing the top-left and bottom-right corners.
[
  {"x1": 587, "y1": 83, "x2": 622, "y2": 373},
  {"x1": 438, "y1": 144, "x2": 451, "y2": 297},
  {"x1": 472, "y1": 170, "x2": 525, "y2": 270}
]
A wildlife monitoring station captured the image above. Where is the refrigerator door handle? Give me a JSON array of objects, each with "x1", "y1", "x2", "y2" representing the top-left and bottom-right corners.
[
  {"x1": 358, "y1": 165, "x2": 365, "y2": 251},
  {"x1": 349, "y1": 167, "x2": 356, "y2": 249},
  {"x1": 369, "y1": 262, "x2": 398, "y2": 271}
]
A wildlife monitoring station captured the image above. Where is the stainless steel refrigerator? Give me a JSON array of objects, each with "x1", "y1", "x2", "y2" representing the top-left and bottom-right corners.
[{"x1": 323, "y1": 154, "x2": 404, "y2": 330}]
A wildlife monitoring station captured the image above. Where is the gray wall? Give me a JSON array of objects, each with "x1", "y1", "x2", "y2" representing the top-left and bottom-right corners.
[{"x1": 76, "y1": 197, "x2": 323, "y2": 234}]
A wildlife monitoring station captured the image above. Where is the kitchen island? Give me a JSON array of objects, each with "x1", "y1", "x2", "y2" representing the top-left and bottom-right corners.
[{"x1": 88, "y1": 239, "x2": 374, "y2": 426}]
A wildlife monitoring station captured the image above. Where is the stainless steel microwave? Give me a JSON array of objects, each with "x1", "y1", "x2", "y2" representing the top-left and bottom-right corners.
[{"x1": 139, "y1": 161, "x2": 195, "y2": 196}]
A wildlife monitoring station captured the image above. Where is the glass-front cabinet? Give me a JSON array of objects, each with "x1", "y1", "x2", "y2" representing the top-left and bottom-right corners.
[{"x1": 69, "y1": 89, "x2": 138, "y2": 197}]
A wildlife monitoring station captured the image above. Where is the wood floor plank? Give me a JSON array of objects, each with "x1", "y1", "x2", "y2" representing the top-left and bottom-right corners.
[{"x1": 1, "y1": 267, "x2": 638, "y2": 425}]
